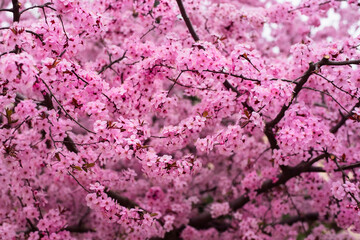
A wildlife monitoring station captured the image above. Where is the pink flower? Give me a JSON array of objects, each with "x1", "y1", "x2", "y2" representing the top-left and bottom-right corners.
[
  {"x1": 89, "y1": 182, "x2": 105, "y2": 192},
  {"x1": 332, "y1": 181, "x2": 346, "y2": 200},
  {"x1": 210, "y1": 202, "x2": 230, "y2": 218},
  {"x1": 353, "y1": 107, "x2": 360, "y2": 115}
]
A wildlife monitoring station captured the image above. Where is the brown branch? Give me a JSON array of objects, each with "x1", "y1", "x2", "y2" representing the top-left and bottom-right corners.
[
  {"x1": 264, "y1": 57, "x2": 360, "y2": 149},
  {"x1": 288, "y1": 1, "x2": 331, "y2": 13},
  {"x1": 68, "y1": 171, "x2": 90, "y2": 193},
  {"x1": 264, "y1": 61, "x2": 317, "y2": 149},
  {"x1": 140, "y1": 25, "x2": 156, "y2": 40},
  {"x1": 333, "y1": 156, "x2": 360, "y2": 206},
  {"x1": 39, "y1": 92, "x2": 54, "y2": 109},
  {"x1": 71, "y1": 70, "x2": 89, "y2": 86},
  {"x1": 0, "y1": 49, "x2": 16, "y2": 58},
  {"x1": 205, "y1": 69, "x2": 261, "y2": 83},
  {"x1": 301, "y1": 87, "x2": 349, "y2": 113},
  {"x1": 0, "y1": 8, "x2": 12, "y2": 12},
  {"x1": 25, "y1": 30, "x2": 45, "y2": 45},
  {"x1": 189, "y1": 153, "x2": 328, "y2": 230},
  {"x1": 279, "y1": 212, "x2": 319, "y2": 225},
  {"x1": 40, "y1": 78, "x2": 95, "y2": 134},
  {"x1": 269, "y1": 60, "x2": 318, "y2": 128},
  {"x1": 176, "y1": 0, "x2": 199, "y2": 42},
  {"x1": 104, "y1": 188, "x2": 139, "y2": 209},
  {"x1": 57, "y1": 15, "x2": 69, "y2": 41},
  {"x1": 284, "y1": 186, "x2": 306, "y2": 232},
  {"x1": 12, "y1": 0, "x2": 20, "y2": 22},
  {"x1": 20, "y1": 2, "x2": 55, "y2": 15},
  {"x1": 309, "y1": 161, "x2": 360, "y2": 173},
  {"x1": 335, "y1": 162, "x2": 360, "y2": 171},
  {"x1": 324, "y1": 59, "x2": 360, "y2": 66},
  {"x1": 65, "y1": 225, "x2": 95, "y2": 233},
  {"x1": 222, "y1": 78, "x2": 255, "y2": 113},
  {"x1": 98, "y1": 51, "x2": 127, "y2": 74},
  {"x1": 314, "y1": 73, "x2": 357, "y2": 99},
  {"x1": 18, "y1": 197, "x2": 39, "y2": 232},
  {"x1": 330, "y1": 100, "x2": 360, "y2": 134},
  {"x1": 174, "y1": 0, "x2": 250, "y2": 106}
]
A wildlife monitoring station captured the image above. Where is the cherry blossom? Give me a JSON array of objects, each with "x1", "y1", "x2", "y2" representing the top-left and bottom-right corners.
[{"x1": 1, "y1": 0, "x2": 360, "y2": 239}]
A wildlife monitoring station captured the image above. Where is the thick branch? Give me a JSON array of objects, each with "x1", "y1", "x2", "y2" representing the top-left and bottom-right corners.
[
  {"x1": 189, "y1": 153, "x2": 328, "y2": 229},
  {"x1": 265, "y1": 58, "x2": 360, "y2": 149},
  {"x1": 174, "y1": 1, "x2": 257, "y2": 116},
  {"x1": 264, "y1": 61, "x2": 317, "y2": 149},
  {"x1": 65, "y1": 225, "x2": 95, "y2": 233},
  {"x1": 12, "y1": 0, "x2": 20, "y2": 22},
  {"x1": 104, "y1": 189, "x2": 139, "y2": 209},
  {"x1": 324, "y1": 59, "x2": 360, "y2": 66},
  {"x1": 279, "y1": 212, "x2": 319, "y2": 225}
]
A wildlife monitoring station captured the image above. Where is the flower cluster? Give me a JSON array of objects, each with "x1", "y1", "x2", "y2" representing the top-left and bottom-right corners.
[{"x1": 1, "y1": 0, "x2": 360, "y2": 239}]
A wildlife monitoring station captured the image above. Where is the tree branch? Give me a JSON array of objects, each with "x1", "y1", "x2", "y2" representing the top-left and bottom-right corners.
[
  {"x1": 12, "y1": 0, "x2": 20, "y2": 22},
  {"x1": 68, "y1": 171, "x2": 90, "y2": 193},
  {"x1": 98, "y1": 51, "x2": 127, "y2": 74},
  {"x1": 264, "y1": 57, "x2": 360, "y2": 149},
  {"x1": 189, "y1": 153, "x2": 328, "y2": 230},
  {"x1": 20, "y1": 2, "x2": 55, "y2": 15},
  {"x1": 104, "y1": 188, "x2": 139, "y2": 209},
  {"x1": 40, "y1": 78, "x2": 95, "y2": 134},
  {"x1": 279, "y1": 212, "x2": 319, "y2": 225},
  {"x1": 65, "y1": 225, "x2": 95, "y2": 233},
  {"x1": 176, "y1": 0, "x2": 199, "y2": 42},
  {"x1": 309, "y1": 161, "x2": 360, "y2": 173},
  {"x1": 330, "y1": 100, "x2": 360, "y2": 134},
  {"x1": 264, "y1": 60, "x2": 318, "y2": 149},
  {"x1": 0, "y1": 8, "x2": 12, "y2": 12}
]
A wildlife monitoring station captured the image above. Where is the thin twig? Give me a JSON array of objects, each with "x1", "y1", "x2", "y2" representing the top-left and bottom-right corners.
[
  {"x1": 0, "y1": 8, "x2": 12, "y2": 12},
  {"x1": 68, "y1": 171, "x2": 90, "y2": 193},
  {"x1": 98, "y1": 51, "x2": 127, "y2": 74},
  {"x1": 330, "y1": 100, "x2": 360, "y2": 134},
  {"x1": 20, "y1": 2, "x2": 55, "y2": 15},
  {"x1": 40, "y1": 78, "x2": 95, "y2": 134}
]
